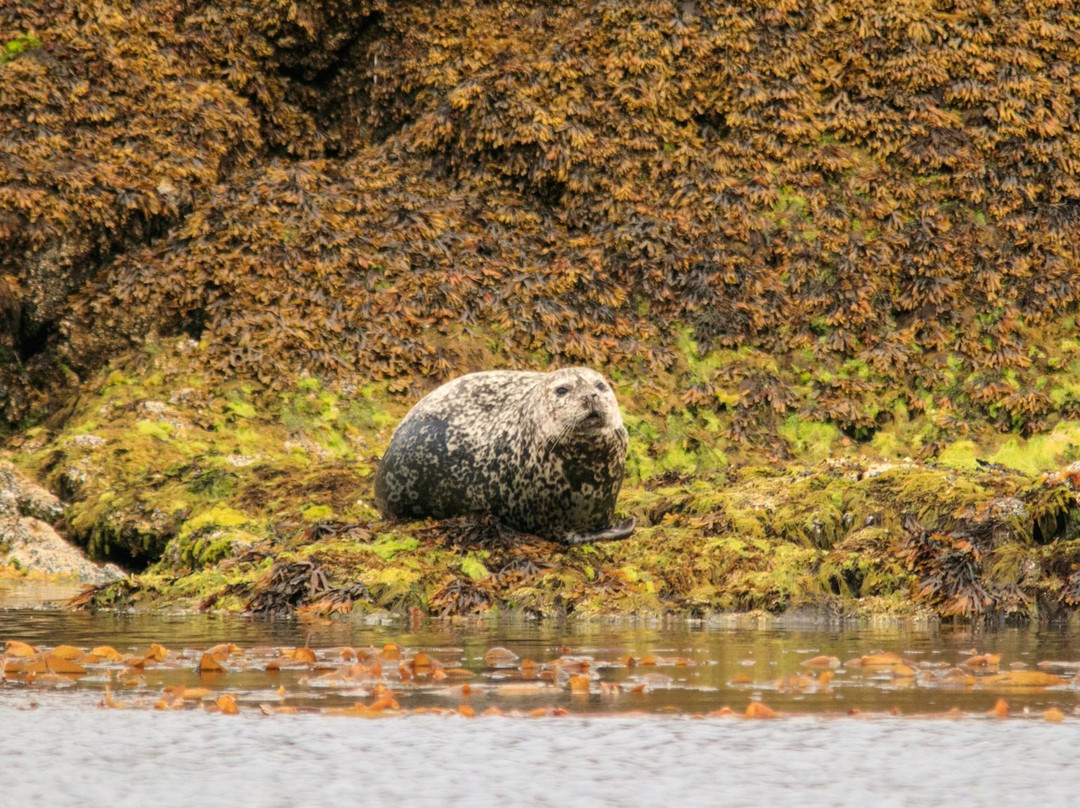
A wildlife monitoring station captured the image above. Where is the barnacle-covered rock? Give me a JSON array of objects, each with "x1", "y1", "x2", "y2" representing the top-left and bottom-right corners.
[
  {"x1": 0, "y1": 459, "x2": 122, "y2": 583},
  {"x1": 1, "y1": 516, "x2": 124, "y2": 584},
  {"x1": 0, "y1": 460, "x2": 61, "y2": 521}
]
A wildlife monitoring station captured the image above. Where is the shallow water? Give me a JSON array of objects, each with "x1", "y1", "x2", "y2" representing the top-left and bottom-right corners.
[
  {"x1": 2, "y1": 597, "x2": 1080, "y2": 806},
  {"x1": 3, "y1": 606, "x2": 1080, "y2": 714},
  {"x1": 0, "y1": 577, "x2": 85, "y2": 609}
]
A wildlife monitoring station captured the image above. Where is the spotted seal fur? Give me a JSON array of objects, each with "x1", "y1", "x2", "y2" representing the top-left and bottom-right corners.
[{"x1": 374, "y1": 368, "x2": 635, "y2": 544}]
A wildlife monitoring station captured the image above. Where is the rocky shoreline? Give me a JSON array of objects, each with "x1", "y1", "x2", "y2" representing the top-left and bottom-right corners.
[
  {"x1": 4, "y1": 349, "x2": 1080, "y2": 622},
  {"x1": 5, "y1": 1, "x2": 1080, "y2": 621}
]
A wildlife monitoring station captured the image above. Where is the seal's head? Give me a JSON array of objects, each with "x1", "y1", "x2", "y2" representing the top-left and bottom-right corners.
[{"x1": 534, "y1": 367, "x2": 623, "y2": 440}]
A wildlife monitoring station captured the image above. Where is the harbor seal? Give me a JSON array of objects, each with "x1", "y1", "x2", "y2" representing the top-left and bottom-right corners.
[{"x1": 373, "y1": 368, "x2": 635, "y2": 544}]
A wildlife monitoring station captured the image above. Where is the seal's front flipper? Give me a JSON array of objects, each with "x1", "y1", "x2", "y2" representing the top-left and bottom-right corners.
[{"x1": 563, "y1": 517, "x2": 636, "y2": 546}]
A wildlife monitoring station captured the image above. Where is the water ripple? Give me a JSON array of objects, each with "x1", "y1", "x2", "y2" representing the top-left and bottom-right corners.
[{"x1": 1, "y1": 708, "x2": 1074, "y2": 808}]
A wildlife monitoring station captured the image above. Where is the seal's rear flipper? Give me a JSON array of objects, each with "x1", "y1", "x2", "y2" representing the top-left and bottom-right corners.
[{"x1": 563, "y1": 517, "x2": 636, "y2": 546}]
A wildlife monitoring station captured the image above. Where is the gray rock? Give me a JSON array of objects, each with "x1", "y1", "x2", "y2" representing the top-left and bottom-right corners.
[
  {"x1": 0, "y1": 488, "x2": 18, "y2": 517},
  {"x1": 1, "y1": 516, "x2": 125, "y2": 585},
  {"x1": 0, "y1": 461, "x2": 63, "y2": 521},
  {"x1": 70, "y1": 434, "x2": 106, "y2": 449},
  {"x1": 0, "y1": 459, "x2": 123, "y2": 585}
]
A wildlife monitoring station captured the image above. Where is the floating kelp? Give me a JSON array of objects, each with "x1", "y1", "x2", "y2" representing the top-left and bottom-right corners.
[{"x1": 2, "y1": 637, "x2": 1077, "y2": 721}]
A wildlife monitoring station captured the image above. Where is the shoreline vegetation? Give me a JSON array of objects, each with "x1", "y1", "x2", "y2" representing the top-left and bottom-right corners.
[
  {"x1": 4, "y1": 1, "x2": 1080, "y2": 622},
  {"x1": 3, "y1": 336, "x2": 1080, "y2": 624}
]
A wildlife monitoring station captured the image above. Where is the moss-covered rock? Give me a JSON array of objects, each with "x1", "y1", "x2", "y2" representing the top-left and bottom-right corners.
[{"x1": 6, "y1": 340, "x2": 1080, "y2": 621}]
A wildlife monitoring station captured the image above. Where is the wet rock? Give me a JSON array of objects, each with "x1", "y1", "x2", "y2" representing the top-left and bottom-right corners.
[{"x1": 1, "y1": 516, "x2": 125, "y2": 585}]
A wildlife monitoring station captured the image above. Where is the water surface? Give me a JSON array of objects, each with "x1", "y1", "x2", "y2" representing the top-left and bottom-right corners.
[
  {"x1": 3, "y1": 708, "x2": 1075, "y2": 808},
  {"x1": 2, "y1": 595, "x2": 1079, "y2": 807},
  {"x1": 3, "y1": 606, "x2": 1079, "y2": 714}
]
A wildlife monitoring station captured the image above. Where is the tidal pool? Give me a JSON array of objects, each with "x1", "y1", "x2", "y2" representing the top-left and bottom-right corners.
[{"x1": 2, "y1": 593, "x2": 1079, "y2": 806}]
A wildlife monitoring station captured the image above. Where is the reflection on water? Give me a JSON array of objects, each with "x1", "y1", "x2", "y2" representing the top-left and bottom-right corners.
[
  {"x1": 0, "y1": 578, "x2": 85, "y2": 609},
  {"x1": 2, "y1": 605, "x2": 1079, "y2": 716}
]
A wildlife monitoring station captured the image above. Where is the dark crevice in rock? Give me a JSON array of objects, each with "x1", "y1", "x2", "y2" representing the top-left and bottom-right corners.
[
  {"x1": 180, "y1": 309, "x2": 207, "y2": 341},
  {"x1": 693, "y1": 112, "x2": 730, "y2": 141},
  {"x1": 276, "y1": 19, "x2": 382, "y2": 91},
  {"x1": 14, "y1": 313, "x2": 55, "y2": 363},
  {"x1": 84, "y1": 537, "x2": 147, "y2": 574},
  {"x1": 274, "y1": 11, "x2": 384, "y2": 92}
]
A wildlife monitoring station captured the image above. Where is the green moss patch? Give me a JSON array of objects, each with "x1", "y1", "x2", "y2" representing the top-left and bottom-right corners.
[{"x1": 7, "y1": 337, "x2": 1080, "y2": 622}]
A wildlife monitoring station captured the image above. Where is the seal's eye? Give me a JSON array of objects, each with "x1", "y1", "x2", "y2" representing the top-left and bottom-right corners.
[
  {"x1": 555, "y1": 386, "x2": 570, "y2": 397},
  {"x1": 595, "y1": 382, "x2": 607, "y2": 392}
]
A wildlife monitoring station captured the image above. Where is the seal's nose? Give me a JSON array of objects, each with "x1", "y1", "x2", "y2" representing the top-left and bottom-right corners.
[{"x1": 585, "y1": 393, "x2": 600, "y2": 411}]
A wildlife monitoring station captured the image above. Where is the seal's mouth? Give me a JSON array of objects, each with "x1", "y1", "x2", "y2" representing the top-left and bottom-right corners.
[
  {"x1": 581, "y1": 410, "x2": 606, "y2": 428},
  {"x1": 574, "y1": 392, "x2": 607, "y2": 429}
]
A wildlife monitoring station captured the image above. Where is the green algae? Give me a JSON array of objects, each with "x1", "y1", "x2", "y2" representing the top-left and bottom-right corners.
[
  {"x1": 7, "y1": 335, "x2": 1080, "y2": 621},
  {"x1": 938, "y1": 440, "x2": 978, "y2": 470},
  {"x1": 302, "y1": 504, "x2": 335, "y2": 522},
  {"x1": 0, "y1": 33, "x2": 41, "y2": 65},
  {"x1": 369, "y1": 535, "x2": 420, "y2": 561},
  {"x1": 460, "y1": 554, "x2": 490, "y2": 581},
  {"x1": 778, "y1": 418, "x2": 842, "y2": 462}
]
